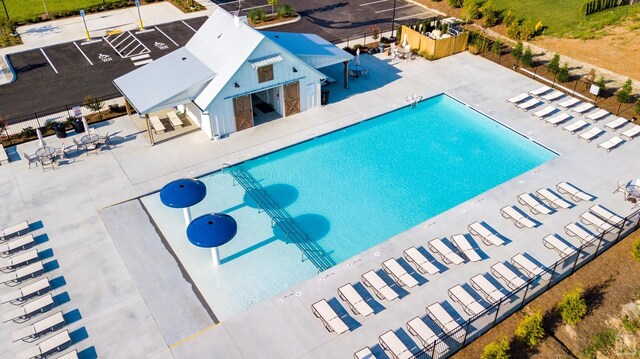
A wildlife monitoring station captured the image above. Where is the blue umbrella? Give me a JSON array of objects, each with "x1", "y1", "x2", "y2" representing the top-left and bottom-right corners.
[
  {"x1": 160, "y1": 178, "x2": 207, "y2": 227},
  {"x1": 187, "y1": 213, "x2": 237, "y2": 265}
]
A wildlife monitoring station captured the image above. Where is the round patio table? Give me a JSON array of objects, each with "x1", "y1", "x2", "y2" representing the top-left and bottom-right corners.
[
  {"x1": 81, "y1": 134, "x2": 100, "y2": 145},
  {"x1": 35, "y1": 146, "x2": 55, "y2": 160}
]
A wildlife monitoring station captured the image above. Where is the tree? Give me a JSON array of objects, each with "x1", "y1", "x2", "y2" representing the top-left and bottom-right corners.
[
  {"x1": 267, "y1": 0, "x2": 279, "y2": 14},
  {"x1": 558, "y1": 287, "x2": 587, "y2": 325},
  {"x1": 635, "y1": 99, "x2": 640, "y2": 116},
  {"x1": 616, "y1": 79, "x2": 634, "y2": 104},
  {"x1": 511, "y1": 41, "x2": 523, "y2": 61},
  {"x1": 83, "y1": 96, "x2": 104, "y2": 120},
  {"x1": 516, "y1": 310, "x2": 545, "y2": 348},
  {"x1": 548, "y1": 53, "x2": 560, "y2": 74},
  {"x1": 448, "y1": 0, "x2": 464, "y2": 8},
  {"x1": 595, "y1": 74, "x2": 607, "y2": 90},
  {"x1": 482, "y1": 337, "x2": 510, "y2": 359},
  {"x1": 462, "y1": 0, "x2": 481, "y2": 21},
  {"x1": 506, "y1": 20, "x2": 520, "y2": 39},
  {"x1": 491, "y1": 39, "x2": 503, "y2": 55},
  {"x1": 557, "y1": 62, "x2": 570, "y2": 82},
  {"x1": 521, "y1": 46, "x2": 533, "y2": 67},
  {"x1": 519, "y1": 19, "x2": 534, "y2": 40}
]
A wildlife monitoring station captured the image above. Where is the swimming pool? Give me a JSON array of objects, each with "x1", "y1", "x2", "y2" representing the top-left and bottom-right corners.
[{"x1": 142, "y1": 94, "x2": 556, "y2": 319}]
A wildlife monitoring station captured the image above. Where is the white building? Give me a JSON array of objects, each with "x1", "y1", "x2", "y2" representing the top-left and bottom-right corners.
[{"x1": 114, "y1": 8, "x2": 353, "y2": 141}]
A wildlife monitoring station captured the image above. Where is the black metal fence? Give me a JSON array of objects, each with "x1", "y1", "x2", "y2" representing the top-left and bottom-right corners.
[{"x1": 412, "y1": 206, "x2": 640, "y2": 358}]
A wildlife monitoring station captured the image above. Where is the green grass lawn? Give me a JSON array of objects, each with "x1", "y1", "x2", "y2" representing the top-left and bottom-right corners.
[
  {"x1": 490, "y1": 0, "x2": 640, "y2": 38},
  {"x1": 3, "y1": 0, "x2": 124, "y2": 22}
]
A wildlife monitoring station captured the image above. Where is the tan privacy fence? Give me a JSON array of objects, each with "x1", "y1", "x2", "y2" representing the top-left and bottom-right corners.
[{"x1": 401, "y1": 25, "x2": 469, "y2": 60}]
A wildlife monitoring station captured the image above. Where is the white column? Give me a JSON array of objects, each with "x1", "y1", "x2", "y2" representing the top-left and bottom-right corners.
[
  {"x1": 182, "y1": 207, "x2": 192, "y2": 227},
  {"x1": 211, "y1": 247, "x2": 220, "y2": 266}
]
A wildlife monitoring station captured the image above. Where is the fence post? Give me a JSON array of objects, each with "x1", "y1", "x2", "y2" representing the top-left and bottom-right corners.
[
  {"x1": 363, "y1": 32, "x2": 366, "y2": 47},
  {"x1": 346, "y1": 37, "x2": 349, "y2": 48},
  {"x1": 492, "y1": 298, "x2": 502, "y2": 327},
  {"x1": 65, "y1": 105, "x2": 71, "y2": 119},
  {"x1": 431, "y1": 340, "x2": 437, "y2": 358},
  {"x1": 552, "y1": 73, "x2": 557, "y2": 88},
  {"x1": 34, "y1": 113, "x2": 41, "y2": 128},
  {"x1": 521, "y1": 282, "x2": 530, "y2": 306},
  {"x1": 462, "y1": 320, "x2": 472, "y2": 345},
  {"x1": 546, "y1": 261, "x2": 558, "y2": 290},
  {"x1": 571, "y1": 246, "x2": 583, "y2": 273},
  {"x1": 616, "y1": 101, "x2": 622, "y2": 116},
  {"x1": 615, "y1": 217, "x2": 627, "y2": 242},
  {"x1": 498, "y1": 52, "x2": 502, "y2": 65},
  {"x1": 572, "y1": 79, "x2": 579, "y2": 95},
  {"x1": 594, "y1": 235, "x2": 604, "y2": 256}
]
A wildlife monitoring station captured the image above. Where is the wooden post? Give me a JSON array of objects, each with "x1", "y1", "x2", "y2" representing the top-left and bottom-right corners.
[
  {"x1": 145, "y1": 114, "x2": 154, "y2": 145},
  {"x1": 124, "y1": 98, "x2": 132, "y2": 116},
  {"x1": 343, "y1": 61, "x2": 349, "y2": 89}
]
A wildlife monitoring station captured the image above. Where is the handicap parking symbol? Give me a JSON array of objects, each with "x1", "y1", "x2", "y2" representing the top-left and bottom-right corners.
[
  {"x1": 154, "y1": 42, "x2": 169, "y2": 50},
  {"x1": 98, "y1": 54, "x2": 113, "y2": 62}
]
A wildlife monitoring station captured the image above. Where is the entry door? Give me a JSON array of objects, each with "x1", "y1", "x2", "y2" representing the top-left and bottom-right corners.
[
  {"x1": 283, "y1": 81, "x2": 300, "y2": 117},
  {"x1": 233, "y1": 95, "x2": 253, "y2": 131}
]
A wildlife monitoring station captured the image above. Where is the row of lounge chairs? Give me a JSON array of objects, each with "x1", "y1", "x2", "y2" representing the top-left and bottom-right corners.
[{"x1": 150, "y1": 111, "x2": 184, "y2": 134}]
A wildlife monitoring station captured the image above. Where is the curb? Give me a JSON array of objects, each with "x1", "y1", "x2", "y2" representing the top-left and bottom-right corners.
[
  {"x1": 0, "y1": 54, "x2": 16, "y2": 86},
  {"x1": 253, "y1": 14, "x2": 301, "y2": 30}
]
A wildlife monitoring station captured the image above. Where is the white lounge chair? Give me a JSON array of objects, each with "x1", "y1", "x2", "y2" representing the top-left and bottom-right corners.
[
  {"x1": 586, "y1": 109, "x2": 610, "y2": 122},
  {"x1": 311, "y1": 299, "x2": 348, "y2": 334},
  {"x1": 407, "y1": 317, "x2": 445, "y2": 352},
  {"x1": 598, "y1": 136, "x2": 624, "y2": 152},
  {"x1": 382, "y1": 258, "x2": 418, "y2": 288},
  {"x1": 1, "y1": 221, "x2": 30, "y2": 241},
  {"x1": 448, "y1": 284, "x2": 485, "y2": 316},
  {"x1": 621, "y1": 124, "x2": 640, "y2": 140},
  {"x1": 571, "y1": 102, "x2": 595, "y2": 114},
  {"x1": 450, "y1": 234, "x2": 481, "y2": 262},
  {"x1": 54, "y1": 350, "x2": 78, "y2": 359},
  {"x1": 379, "y1": 330, "x2": 413, "y2": 359},
  {"x1": 491, "y1": 262, "x2": 527, "y2": 289},
  {"x1": 511, "y1": 253, "x2": 546, "y2": 279},
  {"x1": 558, "y1": 97, "x2": 581, "y2": 108},
  {"x1": 468, "y1": 222, "x2": 505, "y2": 246},
  {"x1": 500, "y1": 206, "x2": 536, "y2": 228},
  {"x1": 15, "y1": 329, "x2": 71, "y2": 359},
  {"x1": 578, "y1": 127, "x2": 604, "y2": 142},
  {"x1": 580, "y1": 212, "x2": 613, "y2": 232},
  {"x1": 545, "y1": 113, "x2": 571, "y2": 127},
  {"x1": 3, "y1": 293, "x2": 54, "y2": 323},
  {"x1": 0, "y1": 261, "x2": 43, "y2": 285},
  {"x1": 354, "y1": 347, "x2": 374, "y2": 359},
  {"x1": 590, "y1": 205, "x2": 625, "y2": 226},
  {"x1": 428, "y1": 238, "x2": 464, "y2": 265},
  {"x1": 536, "y1": 188, "x2": 572, "y2": 209},
  {"x1": 563, "y1": 120, "x2": 589, "y2": 134},
  {"x1": 556, "y1": 182, "x2": 594, "y2": 202},
  {"x1": 426, "y1": 302, "x2": 460, "y2": 333},
  {"x1": 167, "y1": 111, "x2": 183, "y2": 127},
  {"x1": 507, "y1": 93, "x2": 529, "y2": 104},
  {"x1": 0, "y1": 234, "x2": 34, "y2": 256},
  {"x1": 529, "y1": 86, "x2": 551, "y2": 97},
  {"x1": 11, "y1": 311, "x2": 65, "y2": 342},
  {"x1": 517, "y1": 193, "x2": 553, "y2": 215},
  {"x1": 362, "y1": 270, "x2": 398, "y2": 301},
  {"x1": 149, "y1": 116, "x2": 165, "y2": 133},
  {"x1": 605, "y1": 117, "x2": 628, "y2": 131},
  {"x1": 403, "y1": 247, "x2": 440, "y2": 275},
  {"x1": 0, "y1": 249, "x2": 39, "y2": 272},
  {"x1": 531, "y1": 106, "x2": 557, "y2": 119},
  {"x1": 541, "y1": 90, "x2": 564, "y2": 102},
  {"x1": 517, "y1": 98, "x2": 542, "y2": 111},
  {"x1": 470, "y1": 274, "x2": 505, "y2": 303},
  {"x1": 338, "y1": 283, "x2": 373, "y2": 317},
  {"x1": 564, "y1": 223, "x2": 596, "y2": 245},
  {"x1": 543, "y1": 235, "x2": 575, "y2": 258},
  {"x1": 0, "y1": 277, "x2": 50, "y2": 304}
]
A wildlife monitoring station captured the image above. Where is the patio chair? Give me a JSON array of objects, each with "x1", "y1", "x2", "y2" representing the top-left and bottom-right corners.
[
  {"x1": 590, "y1": 205, "x2": 625, "y2": 226},
  {"x1": 543, "y1": 235, "x2": 575, "y2": 258},
  {"x1": 450, "y1": 234, "x2": 481, "y2": 261},
  {"x1": 0, "y1": 249, "x2": 39, "y2": 272},
  {"x1": 556, "y1": 182, "x2": 594, "y2": 202},
  {"x1": 448, "y1": 284, "x2": 485, "y2": 316},
  {"x1": 11, "y1": 311, "x2": 65, "y2": 342},
  {"x1": 379, "y1": 330, "x2": 412, "y2": 359},
  {"x1": 0, "y1": 234, "x2": 34, "y2": 256},
  {"x1": 23, "y1": 152, "x2": 39, "y2": 169},
  {"x1": 517, "y1": 193, "x2": 553, "y2": 215},
  {"x1": 605, "y1": 117, "x2": 628, "y2": 131},
  {"x1": 426, "y1": 302, "x2": 460, "y2": 333},
  {"x1": 564, "y1": 223, "x2": 596, "y2": 245},
  {"x1": 571, "y1": 102, "x2": 595, "y2": 114},
  {"x1": 580, "y1": 212, "x2": 614, "y2": 232},
  {"x1": 545, "y1": 113, "x2": 571, "y2": 127},
  {"x1": 337, "y1": 283, "x2": 374, "y2": 317},
  {"x1": 535, "y1": 188, "x2": 572, "y2": 209},
  {"x1": 15, "y1": 329, "x2": 71, "y2": 359},
  {"x1": 0, "y1": 277, "x2": 50, "y2": 305},
  {"x1": 517, "y1": 98, "x2": 542, "y2": 111},
  {"x1": 361, "y1": 270, "x2": 399, "y2": 301},
  {"x1": 558, "y1": 97, "x2": 581, "y2": 108},
  {"x1": 491, "y1": 262, "x2": 527, "y2": 289},
  {"x1": 598, "y1": 136, "x2": 624, "y2": 152},
  {"x1": 586, "y1": 109, "x2": 610, "y2": 122},
  {"x1": 506, "y1": 93, "x2": 529, "y2": 104},
  {"x1": 468, "y1": 222, "x2": 506, "y2": 246},
  {"x1": 563, "y1": 120, "x2": 589, "y2": 134},
  {"x1": 382, "y1": 258, "x2": 418, "y2": 288},
  {"x1": 531, "y1": 105, "x2": 557, "y2": 119},
  {"x1": 167, "y1": 111, "x2": 183, "y2": 128},
  {"x1": 38, "y1": 155, "x2": 55, "y2": 172},
  {"x1": 500, "y1": 206, "x2": 536, "y2": 229},
  {"x1": 54, "y1": 142, "x2": 68, "y2": 160},
  {"x1": 510, "y1": 253, "x2": 546, "y2": 279},
  {"x1": 470, "y1": 274, "x2": 505, "y2": 303},
  {"x1": 1, "y1": 221, "x2": 30, "y2": 241},
  {"x1": 528, "y1": 86, "x2": 551, "y2": 97},
  {"x1": 55, "y1": 350, "x2": 78, "y2": 359},
  {"x1": 72, "y1": 138, "x2": 86, "y2": 155},
  {"x1": 0, "y1": 261, "x2": 43, "y2": 286},
  {"x1": 621, "y1": 124, "x2": 640, "y2": 140},
  {"x1": 428, "y1": 238, "x2": 464, "y2": 265},
  {"x1": 403, "y1": 246, "x2": 440, "y2": 275},
  {"x1": 354, "y1": 347, "x2": 374, "y2": 359},
  {"x1": 407, "y1": 317, "x2": 446, "y2": 353},
  {"x1": 348, "y1": 69, "x2": 358, "y2": 79},
  {"x1": 361, "y1": 68, "x2": 370, "y2": 79},
  {"x1": 541, "y1": 90, "x2": 564, "y2": 102},
  {"x1": 2, "y1": 293, "x2": 54, "y2": 323},
  {"x1": 311, "y1": 299, "x2": 348, "y2": 334},
  {"x1": 96, "y1": 131, "x2": 112, "y2": 149}
]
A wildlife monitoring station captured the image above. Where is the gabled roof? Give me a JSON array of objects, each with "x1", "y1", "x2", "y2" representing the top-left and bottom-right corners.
[{"x1": 262, "y1": 32, "x2": 354, "y2": 69}]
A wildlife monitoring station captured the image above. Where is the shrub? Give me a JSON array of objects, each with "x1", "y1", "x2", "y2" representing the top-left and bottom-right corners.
[
  {"x1": 534, "y1": 20, "x2": 543, "y2": 34},
  {"x1": 277, "y1": 4, "x2": 295, "y2": 17},
  {"x1": 481, "y1": 1, "x2": 497, "y2": 27},
  {"x1": 462, "y1": 0, "x2": 482, "y2": 21},
  {"x1": 521, "y1": 46, "x2": 533, "y2": 67},
  {"x1": 491, "y1": 39, "x2": 503, "y2": 55},
  {"x1": 448, "y1": 0, "x2": 464, "y2": 8},
  {"x1": 633, "y1": 236, "x2": 640, "y2": 262},
  {"x1": 581, "y1": 328, "x2": 617, "y2": 359},
  {"x1": 616, "y1": 79, "x2": 634, "y2": 104},
  {"x1": 506, "y1": 20, "x2": 520, "y2": 39},
  {"x1": 515, "y1": 310, "x2": 545, "y2": 348},
  {"x1": 595, "y1": 74, "x2": 606, "y2": 90},
  {"x1": 248, "y1": 8, "x2": 267, "y2": 23},
  {"x1": 558, "y1": 287, "x2": 587, "y2": 325},
  {"x1": 511, "y1": 41, "x2": 523, "y2": 61},
  {"x1": 622, "y1": 313, "x2": 640, "y2": 333},
  {"x1": 548, "y1": 53, "x2": 561, "y2": 74},
  {"x1": 557, "y1": 63, "x2": 570, "y2": 82},
  {"x1": 635, "y1": 100, "x2": 640, "y2": 116},
  {"x1": 267, "y1": 0, "x2": 279, "y2": 14},
  {"x1": 503, "y1": 10, "x2": 516, "y2": 26},
  {"x1": 519, "y1": 19, "x2": 534, "y2": 40},
  {"x1": 22, "y1": 126, "x2": 35, "y2": 137},
  {"x1": 481, "y1": 337, "x2": 510, "y2": 359}
]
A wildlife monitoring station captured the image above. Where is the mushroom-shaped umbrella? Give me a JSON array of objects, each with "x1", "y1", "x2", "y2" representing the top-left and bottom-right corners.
[
  {"x1": 160, "y1": 178, "x2": 207, "y2": 227},
  {"x1": 187, "y1": 213, "x2": 237, "y2": 266}
]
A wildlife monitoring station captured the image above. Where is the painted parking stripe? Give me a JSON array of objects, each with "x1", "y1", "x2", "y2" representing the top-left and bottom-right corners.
[
  {"x1": 130, "y1": 54, "x2": 150, "y2": 61},
  {"x1": 396, "y1": 12, "x2": 432, "y2": 21},
  {"x1": 360, "y1": 0, "x2": 389, "y2": 6},
  {"x1": 40, "y1": 49, "x2": 58, "y2": 74},
  {"x1": 133, "y1": 59, "x2": 153, "y2": 66},
  {"x1": 155, "y1": 26, "x2": 179, "y2": 47},
  {"x1": 73, "y1": 42, "x2": 94, "y2": 65},
  {"x1": 375, "y1": 3, "x2": 416, "y2": 13},
  {"x1": 182, "y1": 21, "x2": 197, "y2": 33}
]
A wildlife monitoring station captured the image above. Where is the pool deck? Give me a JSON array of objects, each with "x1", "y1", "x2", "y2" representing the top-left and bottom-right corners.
[{"x1": 0, "y1": 51, "x2": 638, "y2": 358}]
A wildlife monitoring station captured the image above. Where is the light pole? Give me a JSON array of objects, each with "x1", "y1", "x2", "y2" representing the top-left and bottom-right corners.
[
  {"x1": 41, "y1": 0, "x2": 49, "y2": 18},
  {"x1": 1, "y1": 0, "x2": 9, "y2": 20},
  {"x1": 390, "y1": 0, "x2": 397, "y2": 39}
]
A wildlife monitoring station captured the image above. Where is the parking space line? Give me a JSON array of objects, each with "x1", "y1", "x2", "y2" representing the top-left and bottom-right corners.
[
  {"x1": 375, "y1": 3, "x2": 416, "y2": 13},
  {"x1": 396, "y1": 12, "x2": 432, "y2": 21},
  {"x1": 129, "y1": 31, "x2": 151, "y2": 53},
  {"x1": 155, "y1": 26, "x2": 179, "y2": 47},
  {"x1": 360, "y1": 0, "x2": 389, "y2": 6},
  {"x1": 242, "y1": 4, "x2": 270, "y2": 10},
  {"x1": 182, "y1": 21, "x2": 197, "y2": 33},
  {"x1": 39, "y1": 48, "x2": 58, "y2": 74},
  {"x1": 73, "y1": 42, "x2": 94, "y2": 65},
  {"x1": 103, "y1": 36, "x2": 125, "y2": 58}
]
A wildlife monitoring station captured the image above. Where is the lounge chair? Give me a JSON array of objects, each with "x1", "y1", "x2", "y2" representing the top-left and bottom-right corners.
[
  {"x1": 2, "y1": 293, "x2": 54, "y2": 323},
  {"x1": 337, "y1": 283, "x2": 373, "y2": 317},
  {"x1": 586, "y1": 109, "x2": 610, "y2": 122},
  {"x1": 450, "y1": 234, "x2": 481, "y2": 262},
  {"x1": 558, "y1": 97, "x2": 580, "y2": 108},
  {"x1": 590, "y1": 205, "x2": 625, "y2": 226},
  {"x1": 167, "y1": 111, "x2": 183, "y2": 128},
  {"x1": 507, "y1": 93, "x2": 529, "y2": 104},
  {"x1": 571, "y1": 102, "x2": 595, "y2": 114},
  {"x1": 605, "y1": 117, "x2": 628, "y2": 131},
  {"x1": 1, "y1": 221, "x2": 30, "y2": 241},
  {"x1": 470, "y1": 274, "x2": 505, "y2": 303},
  {"x1": 490, "y1": 262, "x2": 527, "y2": 289},
  {"x1": 11, "y1": 311, "x2": 65, "y2": 342},
  {"x1": 541, "y1": 90, "x2": 564, "y2": 101},
  {"x1": 0, "y1": 249, "x2": 39, "y2": 272},
  {"x1": 545, "y1": 113, "x2": 571, "y2": 127},
  {"x1": 564, "y1": 223, "x2": 596, "y2": 245},
  {"x1": 531, "y1": 106, "x2": 557, "y2": 119},
  {"x1": 536, "y1": 188, "x2": 572, "y2": 209},
  {"x1": 362, "y1": 270, "x2": 398, "y2": 301},
  {"x1": 0, "y1": 234, "x2": 34, "y2": 256},
  {"x1": 54, "y1": 350, "x2": 79, "y2": 359},
  {"x1": 354, "y1": 347, "x2": 374, "y2": 359},
  {"x1": 598, "y1": 136, "x2": 624, "y2": 152},
  {"x1": 517, "y1": 193, "x2": 553, "y2": 215},
  {"x1": 379, "y1": 330, "x2": 413, "y2": 359},
  {"x1": 382, "y1": 258, "x2": 418, "y2": 288},
  {"x1": 543, "y1": 235, "x2": 575, "y2": 258},
  {"x1": 149, "y1": 116, "x2": 166, "y2": 133},
  {"x1": 403, "y1": 247, "x2": 440, "y2": 275},
  {"x1": 15, "y1": 329, "x2": 71, "y2": 359},
  {"x1": 426, "y1": 302, "x2": 460, "y2": 333},
  {"x1": 428, "y1": 238, "x2": 464, "y2": 265},
  {"x1": 0, "y1": 277, "x2": 50, "y2": 304},
  {"x1": 311, "y1": 299, "x2": 348, "y2": 334},
  {"x1": 0, "y1": 261, "x2": 43, "y2": 285},
  {"x1": 578, "y1": 127, "x2": 604, "y2": 142},
  {"x1": 529, "y1": 86, "x2": 551, "y2": 97},
  {"x1": 621, "y1": 124, "x2": 640, "y2": 140},
  {"x1": 580, "y1": 212, "x2": 614, "y2": 232},
  {"x1": 556, "y1": 182, "x2": 595, "y2": 202},
  {"x1": 563, "y1": 120, "x2": 588, "y2": 134},
  {"x1": 517, "y1": 98, "x2": 542, "y2": 111},
  {"x1": 468, "y1": 222, "x2": 505, "y2": 246},
  {"x1": 448, "y1": 284, "x2": 485, "y2": 316},
  {"x1": 511, "y1": 253, "x2": 546, "y2": 279},
  {"x1": 500, "y1": 206, "x2": 536, "y2": 228},
  {"x1": 406, "y1": 317, "x2": 445, "y2": 354}
]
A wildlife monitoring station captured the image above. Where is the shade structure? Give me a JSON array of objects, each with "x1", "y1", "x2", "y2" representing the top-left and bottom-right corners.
[
  {"x1": 187, "y1": 213, "x2": 237, "y2": 266},
  {"x1": 160, "y1": 178, "x2": 207, "y2": 208}
]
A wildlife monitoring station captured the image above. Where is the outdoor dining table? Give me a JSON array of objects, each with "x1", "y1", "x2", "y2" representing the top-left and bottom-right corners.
[
  {"x1": 349, "y1": 65, "x2": 364, "y2": 78},
  {"x1": 35, "y1": 146, "x2": 55, "y2": 160},
  {"x1": 81, "y1": 133, "x2": 100, "y2": 145},
  {"x1": 397, "y1": 46, "x2": 411, "y2": 59}
]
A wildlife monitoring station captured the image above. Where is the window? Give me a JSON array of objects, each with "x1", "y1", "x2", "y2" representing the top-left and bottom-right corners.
[{"x1": 257, "y1": 64, "x2": 274, "y2": 83}]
